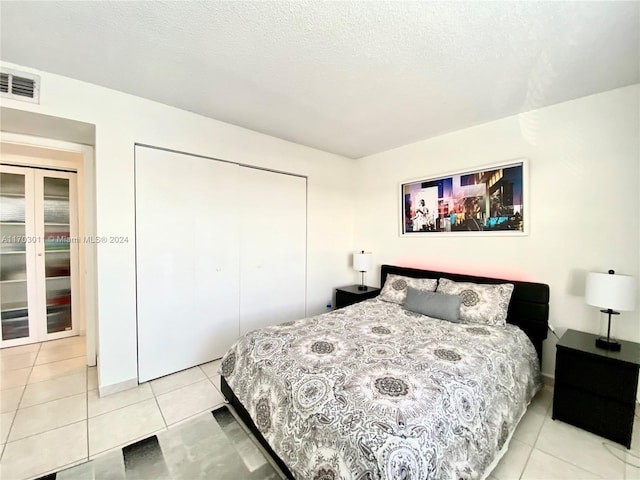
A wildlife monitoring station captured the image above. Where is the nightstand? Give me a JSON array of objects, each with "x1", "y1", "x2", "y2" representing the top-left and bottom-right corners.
[
  {"x1": 552, "y1": 329, "x2": 640, "y2": 448},
  {"x1": 335, "y1": 285, "x2": 381, "y2": 309}
]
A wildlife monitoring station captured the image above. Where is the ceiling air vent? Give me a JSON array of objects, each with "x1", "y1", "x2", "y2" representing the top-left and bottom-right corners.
[{"x1": 0, "y1": 69, "x2": 40, "y2": 104}]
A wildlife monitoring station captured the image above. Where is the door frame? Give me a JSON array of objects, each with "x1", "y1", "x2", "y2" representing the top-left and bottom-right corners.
[{"x1": 0, "y1": 133, "x2": 97, "y2": 366}]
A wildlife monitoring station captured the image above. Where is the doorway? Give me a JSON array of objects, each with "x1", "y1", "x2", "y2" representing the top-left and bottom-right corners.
[{"x1": 0, "y1": 136, "x2": 96, "y2": 367}]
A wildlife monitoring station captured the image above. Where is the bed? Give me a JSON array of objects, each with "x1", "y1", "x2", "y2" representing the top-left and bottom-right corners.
[{"x1": 220, "y1": 264, "x2": 550, "y2": 479}]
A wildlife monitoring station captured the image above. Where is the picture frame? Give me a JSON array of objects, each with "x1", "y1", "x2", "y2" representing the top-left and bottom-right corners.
[{"x1": 400, "y1": 159, "x2": 527, "y2": 236}]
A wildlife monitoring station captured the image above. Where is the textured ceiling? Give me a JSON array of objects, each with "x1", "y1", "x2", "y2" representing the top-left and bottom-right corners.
[{"x1": 1, "y1": 1, "x2": 638, "y2": 158}]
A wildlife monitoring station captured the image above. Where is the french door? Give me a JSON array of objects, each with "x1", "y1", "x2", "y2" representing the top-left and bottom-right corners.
[{"x1": 0, "y1": 165, "x2": 79, "y2": 347}]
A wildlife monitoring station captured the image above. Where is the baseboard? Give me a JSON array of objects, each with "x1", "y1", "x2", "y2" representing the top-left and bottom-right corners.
[
  {"x1": 541, "y1": 372, "x2": 555, "y2": 388},
  {"x1": 98, "y1": 377, "x2": 138, "y2": 397}
]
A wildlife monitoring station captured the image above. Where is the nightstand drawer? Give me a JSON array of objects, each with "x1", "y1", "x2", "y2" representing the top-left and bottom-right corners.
[
  {"x1": 553, "y1": 383, "x2": 635, "y2": 448},
  {"x1": 556, "y1": 348, "x2": 638, "y2": 403}
]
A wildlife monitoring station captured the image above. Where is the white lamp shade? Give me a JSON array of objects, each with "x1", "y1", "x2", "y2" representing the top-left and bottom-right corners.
[
  {"x1": 353, "y1": 252, "x2": 372, "y2": 272},
  {"x1": 585, "y1": 271, "x2": 637, "y2": 311}
]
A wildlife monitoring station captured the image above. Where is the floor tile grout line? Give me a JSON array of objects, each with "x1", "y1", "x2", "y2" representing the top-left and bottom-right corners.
[
  {"x1": 88, "y1": 391, "x2": 156, "y2": 420},
  {"x1": 149, "y1": 369, "x2": 210, "y2": 398},
  {"x1": 6, "y1": 394, "x2": 88, "y2": 445},
  {"x1": 13, "y1": 390, "x2": 87, "y2": 418},
  {"x1": 506, "y1": 398, "x2": 551, "y2": 480},
  {"x1": 0, "y1": 352, "x2": 38, "y2": 372},
  {"x1": 531, "y1": 410, "x2": 545, "y2": 446},
  {"x1": 2, "y1": 418, "x2": 87, "y2": 446},
  {"x1": 518, "y1": 441, "x2": 536, "y2": 480},
  {"x1": 29, "y1": 353, "x2": 86, "y2": 371},
  {"x1": 530, "y1": 445, "x2": 622, "y2": 478},
  {"x1": 200, "y1": 363, "x2": 224, "y2": 395},
  {"x1": 19, "y1": 390, "x2": 87, "y2": 411},
  {"x1": 152, "y1": 384, "x2": 170, "y2": 429},
  {"x1": 22, "y1": 341, "x2": 41, "y2": 388},
  {"x1": 24, "y1": 362, "x2": 87, "y2": 388},
  {"x1": 32, "y1": 352, "x2": 86, "y2": 368},
  {"x1": 16, "y1": 371, "x2": 88, "y2": 410}
]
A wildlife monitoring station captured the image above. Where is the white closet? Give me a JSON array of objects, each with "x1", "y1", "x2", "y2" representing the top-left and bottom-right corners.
[
  {"x1": 135, "y1": 146, "x2": 306, "y2": 382},
  {"x1": 0, "y1": 165, "x2": 79, "y2": 348}
]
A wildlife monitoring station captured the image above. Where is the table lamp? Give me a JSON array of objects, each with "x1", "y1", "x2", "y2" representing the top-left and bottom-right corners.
[
  {"x1": 353, "y1": 251, "x2": 372, "y2": 291},
  {"x1": 585, "y1": 269, "x2": 636, "y2": 351}
]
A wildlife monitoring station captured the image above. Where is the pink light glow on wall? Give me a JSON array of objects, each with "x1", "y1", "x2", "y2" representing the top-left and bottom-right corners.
[{"x1": 393, "y1": 257, "x2": 534, "y2": 282}]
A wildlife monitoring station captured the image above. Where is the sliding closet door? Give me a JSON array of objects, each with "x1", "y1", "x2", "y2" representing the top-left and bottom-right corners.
[
  {"x1": 239, "y1": 167, "x2": 306, "y2": 334},
  {"x1": 135, "y1": 147, "x2": 240, "y2": 382}
]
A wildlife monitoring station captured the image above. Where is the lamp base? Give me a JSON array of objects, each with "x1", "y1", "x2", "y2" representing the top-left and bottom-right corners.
[
  {"x1": 357, "y1": 271, "x2": 368, "y2": 291},
  {"x1": 595, "y1": 337, "x2": 621, "y2": 351}
]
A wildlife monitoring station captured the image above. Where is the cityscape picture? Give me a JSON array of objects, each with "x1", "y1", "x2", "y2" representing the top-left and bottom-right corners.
[{"x1": 401, "y1": 161, "x2": 525, "y2": 235}]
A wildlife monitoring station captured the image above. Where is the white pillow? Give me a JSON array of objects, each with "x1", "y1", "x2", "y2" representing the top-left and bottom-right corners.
[
  {"x1": 379, "y1": 274, "x2": 438, "y2": 305},
  {"x1": 436, "y1": 278, "x2": 514, "y2": 327}
]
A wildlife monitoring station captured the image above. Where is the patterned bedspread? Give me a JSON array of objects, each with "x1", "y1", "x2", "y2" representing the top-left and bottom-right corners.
[{"x1": 220, "y1": 298, "x2": 542, "y2": 480}]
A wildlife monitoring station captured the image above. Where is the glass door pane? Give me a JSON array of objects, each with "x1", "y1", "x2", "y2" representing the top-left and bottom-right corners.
[
  {"x1": 0, "y1": 172, "x2": 29, "y2": 340},
  {"x1": 43, "y1": 177, "x2": 72, "y2": 334}
]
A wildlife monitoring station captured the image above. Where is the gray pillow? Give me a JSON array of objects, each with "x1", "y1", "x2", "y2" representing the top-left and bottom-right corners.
[{"x1": 404, "y1": 287, "x2": 462, "y2": 322}]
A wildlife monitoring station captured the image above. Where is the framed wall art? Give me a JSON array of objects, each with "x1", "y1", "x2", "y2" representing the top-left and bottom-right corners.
[{"x1": 400, "y1": 159, "x2": 527, "y2": 236}]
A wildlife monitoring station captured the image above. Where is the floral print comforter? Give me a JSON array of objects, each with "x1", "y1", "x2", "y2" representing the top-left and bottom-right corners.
[{"x1": 220, "y1": 298, "x2": 541, "y2": 480}]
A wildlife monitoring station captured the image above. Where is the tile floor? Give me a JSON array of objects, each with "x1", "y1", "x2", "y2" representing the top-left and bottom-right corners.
[
  {"x1": 1, "y1": 336, "x2": 228, "y2": 480},
  {"x1": 0, "y1": 335, "x2": 638, "y2": 480}
]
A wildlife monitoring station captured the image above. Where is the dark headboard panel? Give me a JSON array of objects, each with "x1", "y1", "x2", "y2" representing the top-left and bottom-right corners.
[{"x1": 380, "y1": 265, "x2": 550, "y2": 363}]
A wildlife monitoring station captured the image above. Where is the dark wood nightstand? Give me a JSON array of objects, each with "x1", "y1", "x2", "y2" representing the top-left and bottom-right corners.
[
  {"x1": 552, "y1": 329, "x2": 640, "y2": 448},
  {"x1": 335, "y1": 285, "x2": 381, "y2": 309}
]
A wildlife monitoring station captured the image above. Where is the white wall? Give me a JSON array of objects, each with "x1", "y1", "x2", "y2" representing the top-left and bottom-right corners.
[
  {"x1": 0, "y1": 61, "x2": 357, "y2": 394},
  {"x1": 354, "y1": 85, "x2": 640, "y2": 378}
]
